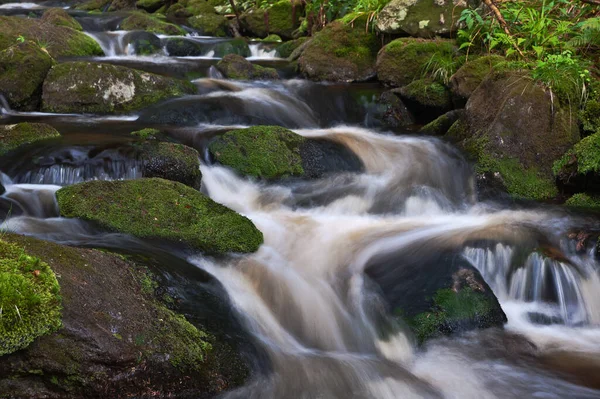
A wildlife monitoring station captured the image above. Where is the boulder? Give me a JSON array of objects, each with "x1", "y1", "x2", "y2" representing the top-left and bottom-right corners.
[
  {"x1": 42, "y1": 62, "x2": 196, "y2": 114},
  {"x1": 449, "y1": 55, "x2": 504, "y2": 106},
  {"x1": 366, "y1": 249, "x2": 506, "y2": 344},
  {"x1": 135, "y1": 0, "x2": 167, "y2": 12},
  {"x1": 448, "y1": 70, "x2": 580, "y2": 200},
  {"x1": 0, "y1": 16, "x2": 103, "y2": 58},
  {"x1": 553, "y1": 131, "x2": 600, "y2": 194},
  {"x1": 108, "y1": 0, "x2": 137, "y2": 11},
  {"x1": 164, "y1": 37, "x2": 204, "y2": 56},
  {"x1": 0, "y1": 123, "x2": 61, "y2": 156},
  {"x1": 208, "y1": 125, "x2": 363, "y2": 179},
  {"x1": 138, "y1": 141, "x2": 202, "y2": 189},
  {"x1": 275, "y1": 37, "x2": 308, "y2": 58},
  {"x1": 376, "y1": 0, "x2": 476, "y2": 38},
  {"x1": 0, "y1": 233, "x2": 250, "y2": 398},
  {"x1": 398, "y1": 78, "x2": 453, "y2": 122},
  {"x1": 376, "y1": 37, "x2": 455, "y2": 87},
  {"x1": 188, "y1": 13, "x2": 229, "y2": 37},
  {"x1": 40, "y1": 8, "x2": 83, "y2": 31},
  {"x1": 75, "y1": 0, "x2": 111, "y2": 11},
  {"x1": 298, "y1": 21, "x2": 380, "y2": 82},
  {"x1": 122, "y1": 31, "x2": 162, "y2": 55},
  {"x1": 0, "y1": 41, "x2": 55, "y2": 111},
  {"x1": 167, "y1": 0, "x2": 216, "y2": 18},
  {"x1": 212, "y1": 38, "x2": 251, "y2": 58},
  {"x1": 120, "y1": 12, "x2": 185, "y2": 35},
  {"x1": 215, "y1": 54, "x2": 278, "y2": 80},
  {"x1": 419, "y1": 109, "x2": 463, "y2": 135},
  {"x1": 377, "y1": 90, "x2": 415, "y2": 129},
  {"x1": 56, "y1": 178, "x2": 263, "y2": 254},
  {"x1": 240, "y1": 0, "x2": 302, "y2": 39}
]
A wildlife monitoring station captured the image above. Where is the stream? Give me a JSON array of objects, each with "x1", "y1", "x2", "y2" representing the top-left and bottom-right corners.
[{"x1": 1, "y1": 5, "x2": 600, "y2": 398}]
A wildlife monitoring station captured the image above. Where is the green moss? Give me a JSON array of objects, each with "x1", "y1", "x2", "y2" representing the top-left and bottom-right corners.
[
  {"x1": 74, "y1": 0, "x2": 111, "y2": 11},
  {"x1": 209, "y1": 125, "x2": 305, "y2": 179},
  {"x1": 275, "y1": 37, "x2": 307, "y2": 58},
  {"x1": 565, "y1": 193, "x2": 600, "y2": 208},
  {"x1": 376, "y1": 38, "x2": 456, "y2": 87},
  {"x1": 554, "y1": 132, "x2": 600, "y2": 176},
  {"x1": 399, "y1": 79, "x2": 452, "y2": 108},
  {"x1": 241, "y1": 0, "x2": 299, "y2": 39},
  {"x1": 135, "y1": 0, "x2": 166, "y2": 12},
  {"x1": 215, "y1": 54, "x2": 278, "y2": 80},
  {"x1": 131, "y1": 128, "x2": 160, "y2": 139},
  {"x1": 140, "y1": 142, "x2": 202, "y2": 189},
  {"x1": 262, "y1": 34, "x2": 282, "y2": 42},
  {"x1": 450, "y1": 55, "x2": 504, "y2": 98},
  {"x1": 580, "y1": 99, "x2": 600, "y2": 136},
  {"x1": 41, "y1": 8, "x2": 83, "y2": 31},
  {"x1": 0, "y1": 240, "x2": 62, "y2": 356},
  {"x1": 213, "y1": 39, "x2": 251, "y2": 58},
  {"x1": 121, "y1": 12, "x2": 185, "y2": 35},
  {"x1": 0, "y1": 123, "x2": 61, "y2": 156},
  {"x1": 407, "y1": 288, "x2": 495, "y2": 344},
  {"x1": 188, "y1": 14, "x2": 228, "y2": 37},
  {"x1": 56, "y1": 178, "x2": 263, "y2": 254}
]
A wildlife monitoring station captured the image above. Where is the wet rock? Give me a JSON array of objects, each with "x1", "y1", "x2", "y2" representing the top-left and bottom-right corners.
[
  {"x1": 366, "y1": 250, "x2": 506, "y2": 344},
  {"x1": 139, "y1": 141, "x2": 202, "y2": 189},
  {"x1": 0, "y1": 41, "x2": 55, "y2": 111},
  {"x1": 164, "y1": 37, "x2": 204, "y2": 56},
  {"x1": 167, "y1": 0, "x2": 216, "y2": 18},
  {"x1": 122, "y1": 31, "x2": 162, "y2": 55},
  {"x1": 41, "y1": 8, "x2": 83, "y2": 31},
  {"x1": 376, "y1": 37, "x2": 455, "y2": 87},
  {"x1": 299, "y1": 20, "x2": 380, "y2": 82},
  {"x1": 398, "y1": 78, "x2": 453, "y2": 123},
  {"x1": 188, "y1": 13, "x2": 229, "y2": 37},
  {"x1": 419, "y1": 109, "x2": 463, "y2": 135},
  {"x1": 212, "y1": 38, "x2": 251, "y2": 58},
  {"x1": 553, "y1": 131, "x2": 600, "y2": 195},
  {"x1": 447, "y1": 70, "x2": 579, "y2": 200},
  {"x1": 0, "y1": 123, "x2": 61, "y2": 156},
  {"x1": 56, "y1": 178, "x2": 263, "y2": 254},
  {"x1": 449, "y1": 55, "x2": 504, "y2": 107},
  {"x1": 376, "y1": 0, "x2": 478, "y2": 38},
  {"x1": 0, "y1": 16, "x2": 103, "y2": 58},
  {"x1": 75, "y1": 0, "x2": 111, "y2": 11},
  {"x1": 241, "y1": 0, "x2": 302, "y2": 39},
  {"x1": 108, "y1": 0, "x2": 137, "y2": 11},
  {"x1": 216, "y1": 54, "x2": 279, "y2": 80},
  {"x1": 275, "y1": 37, "x2": 308, "y2": 58},
  {"x1": 208, "y1": 125, "x2": 363, "y2": 180},
  {"x1": 0, "y1": 233, "x2": 250, "y2": 398},
  {"x1": 135, "y1": 0, "x2": 167, "y2": 12},
  {"x1": 377, "y1": 90, "x2": 414, "y2": 129},
  {"x1": 120, "y1": 11, "x2": 185, "y2": 35},
  {"x1": 42, "y1": 62, "x2": 196, "y2": 114}
]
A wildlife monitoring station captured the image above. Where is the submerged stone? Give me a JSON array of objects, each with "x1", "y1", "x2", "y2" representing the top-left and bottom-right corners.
[
  {"x1": 56, "y1": 178, "x2": 263, "y2": 254},
  {"x1": 42, "y1": 62, "x2": 196, "y2": 114},
  {"x1": 0, "y1": 123, "x2": 61, "y2": 156}
]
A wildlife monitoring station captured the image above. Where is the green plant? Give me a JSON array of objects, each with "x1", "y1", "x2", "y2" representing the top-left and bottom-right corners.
[{"x1": 15, "y1": 35, "x2": 25, "y2": 44}]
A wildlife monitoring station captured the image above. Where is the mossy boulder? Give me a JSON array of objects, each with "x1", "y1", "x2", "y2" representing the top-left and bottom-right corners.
[
  {"x1": 135, "y1": 0, "x2": 167, "y2": 12},
  {"x1": 448, "y1": 70, "x2": 579, "y2": 200},
  {"x1": 553, "y1": 131, "x2": 600, "y2": 194},
  {"x1": 215, "y1": 54, "x2": 279, "y2": 80},
  {"x1": 449, "y1": 55, "x2": 504, "y2": 106},
  {"x1": 0, "y1": 41, "x2": 55, "y2": 111},
  {"x1": 56, "y1": 178, "x2": 263, "y2": 254},
  {"x1": 164, "y1": 37, "x2": 204, "y2": 56},
  {"x1": 42, "y1": 62, "x2": 196, "y2": 114},
  {"x1": 377, "y1": 90, "x2": 415, "y2": 129},
  {"x1": 565, "y1": 193, "x2": 600, "y2": 209},
  {"x1": 120, "y1": 12, "x2": 185, "y2": 35},
  {"x1": 398, "y1": 78, "x2": 453, "y2": 122},
  {"x1": 376, "y1": 0, "x2": 476, "y2": 38},
  {"x1": 0, "y1": 233, "x2": 250, "y2": 397},
  {"x1": 376, "y1": 38, "x2": 455, "y2": 87},
  {"x1": 0, "y1": 123, "x2": 61, "y2": 156},
  {"x1": 419, "y1": 109, "x2": 463, "y2": 135},
  {"x1": 188, "y1": 13, "x2": 228, "y2": 37},
  {"x1": 108, "y1": 0, "x2": 137, "y2": 11},
  {"x1": 208, "y1": 125, "x2": 363, "y2": 179},
  {"x1": 0, "y1": 239, "x2": 61, "y2": 356},
  {"x1": 167, "y1": 0, "x2": 215, "y2": 18},
  {"x1": 122, "y1": 31, "x2": 162, "y2": 55},
  {"x1": 298, "y1": 21, "x2": 380, "y2": 82},
  {"x1": 0, "y1": 16, "x2": 103, "y2": 58},
  {"x1": 74, "y1": 0, "x2": 111, "y2": 11},
  {"x1": 240, "y1": 0, "x2": 302, "y2": 40},
  {"x1": 139, "y1": 142, "x2": 202, "y2": 189},
  {"x1": 41, "y1": 8, "x2": 83, "y2": 31},
  {"x1": 275, "y1": 37, "x2": 308, "y2": 58},
  {"x1": 212, "y1": 39, "x2": 251, "y2": 58}
]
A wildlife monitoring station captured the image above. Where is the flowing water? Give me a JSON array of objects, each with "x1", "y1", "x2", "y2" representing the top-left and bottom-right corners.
[{"x1": 1, "y1": 11, "x2": 600, "y2": 398}]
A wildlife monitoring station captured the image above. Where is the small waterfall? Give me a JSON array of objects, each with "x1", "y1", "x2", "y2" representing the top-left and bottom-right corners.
[
  {"x1": 13, "y1": 162, "x2": 143, "y2": 186},
  {"x1": 248, "y1": 43, "x2": 279, "y2": 59},
  {"x1": 0, "y1": 94, "x2": 11, "y2": 115}
]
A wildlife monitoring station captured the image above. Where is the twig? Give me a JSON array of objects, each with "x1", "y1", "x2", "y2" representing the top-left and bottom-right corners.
[{"x1": 482, "y1": 0, "x2": 526, "y2": 57}]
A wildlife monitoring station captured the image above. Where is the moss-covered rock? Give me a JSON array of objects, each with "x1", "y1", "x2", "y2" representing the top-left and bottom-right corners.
[
  {"x1": 376, "y1": 0, "x2": 477, "y2": 38},
  {"x1": 298, "y1": 21, "x2": 380, "y2": 82},
  {"x1": 0, "y1": 41, "x2": 55, "y2": 111},
  {"x1": 0, "y1": 123, "x2": 61, "y2": 156},
  {"x1": 188, "y1": 13, "x2": 228, "y2": 37},
  {"x1": 42, "y1": 62, "x2": 196, "y2": 114},
  {"x1": 377, "y1": 90, "x2": 415, "y2": 129},
  {"x1": 74, "y1": 0, "x2": 111, "y2": 11},
  {"x1": 167, "y1": 0, "x2": 216, "y2": 18},
  {"x1": 120, "y1": 12, "x2": 185, "y2": 35},
  {"x1": 164, "y1": 37, "x2": 204, "y2": 56},
  {"x1": 131, "y1": 127, "x2": 161, "y2": 139},
  {"x1": 580, "y1": 97, "x2": 600, "y2": 136},
  {"x1": 139, "y1": 142, "x2": 202, "y2": 189},
  {"x1": 208, "y1": 125, "x2": 363, "y2": 179},
  {"x1": 0, "y1": 16, "x2": 103, "y2": 58},
  {"x1": 419, "y1": 109, "x2": 463, "y2": 135},
  {"x1": 0, "y1": 239, "x2": 61, "y2": 356},
  {"x1": 449, "y1": 55, "x2": 504, "y2": 106},
  {"x1": 398, "y1": 78, "x2": 453, "y2": 122},
  {"x1": 0, "y1": 233, "x2": 250, "y2": 397},
  {"x1": 565, "y1": 193, "x2": 600, "y2": 209},
  {"x1": 41, "y1": 8, "x2": 83, "y2": 31},
  {"x1": 376, "y1": 38, "x2": 455, "y2": 87},
  {"x1": 135, "y1": 0, "x2": 167, "y2": 12},
  {"x1": 212, "y1": 38, "x2": 251, "y2": 58},
  {"x1": 56, "y1": 178, "x2": 263, "y2": 254},
  {"x1": 108, "y1": 0, "x2": 137, "y2": 11},
  {"x1": 215, "y1": 54, "x2": 278, "y2": 80},
  {"x1": 275, "y1": 37, "x2": 308, "y2": 58},
  {"x1": 552, "y1": 131, "x2": 600, "y2": 194},
  {"x1": 449, "y1": 70, "x2": 579, "y2": 200},
  {"x1": 241, "y1": 0, "x2": 302, "y2": 39},
  {"x1": 122, "y1": 31, "x2": 162, "y2": 55}
]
